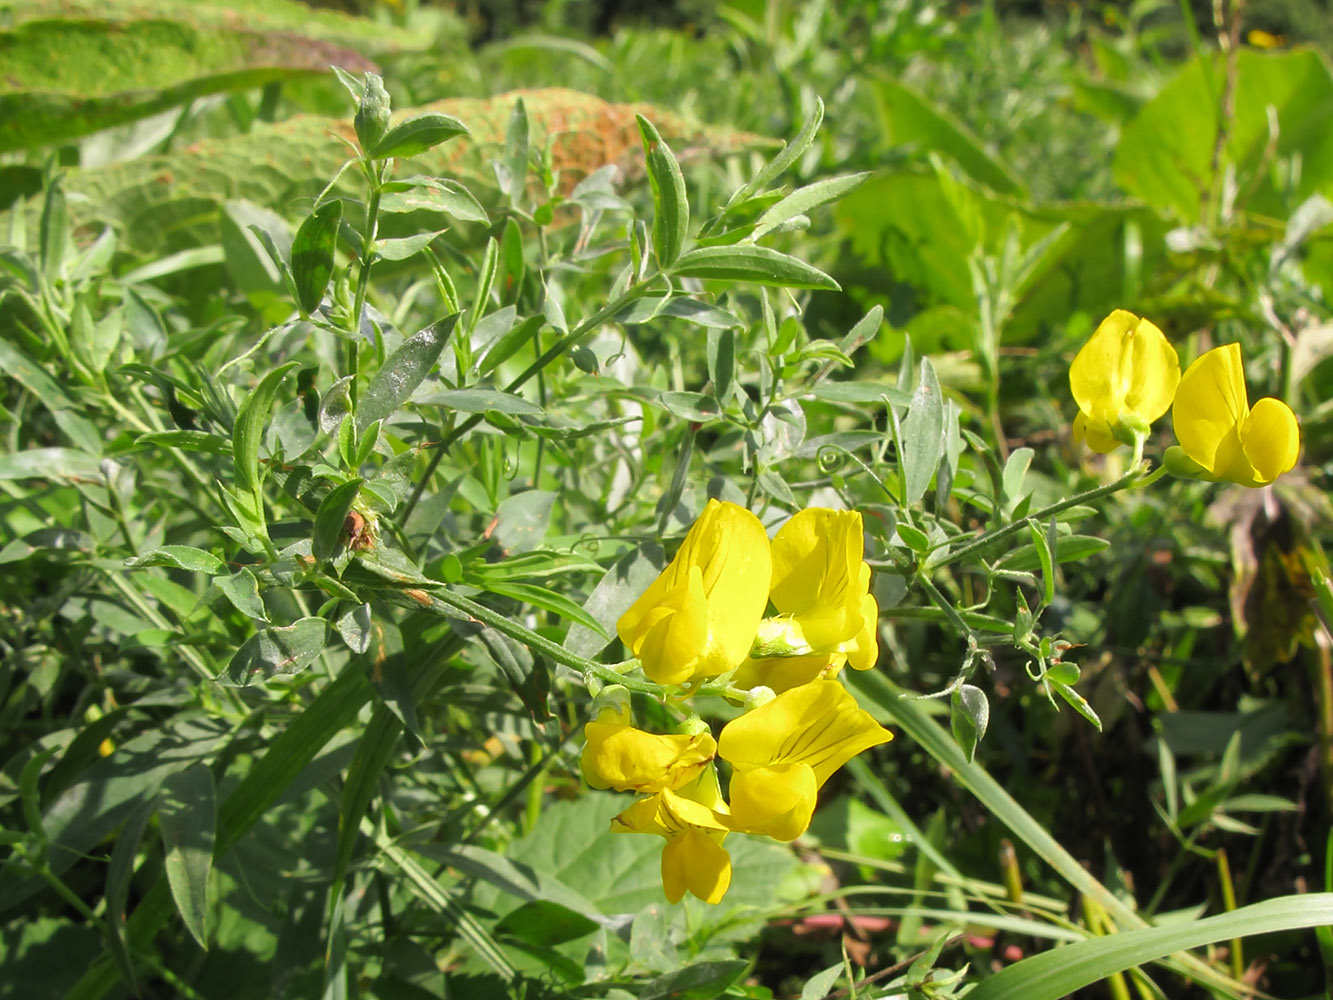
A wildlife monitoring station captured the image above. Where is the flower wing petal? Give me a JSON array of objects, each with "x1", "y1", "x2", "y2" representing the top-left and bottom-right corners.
[
  {"x1": 1172, "y1": 343, "x2": 1249, "y2": 474},
  {"x1": 1240, "y1": 397, "x2": 1300, "y2": 484}
]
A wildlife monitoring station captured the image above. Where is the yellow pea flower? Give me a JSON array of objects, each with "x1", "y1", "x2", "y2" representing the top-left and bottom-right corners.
[
  {"x1": 718, "y1": 680, "x2": 892, "y2": 842},
  {"x1": 733, "y1": 592, "x2": 879, "y2": 694},
  {"x1": 1069, "y1": 310, "x2": 1180, "y2": 453},
  {"x1": 611, "y1": 775, "x2": 732, "y2": 904},
  {"x1": 1167, "y1": 343, "x2": 1300, "y2": 487},
  {"x1": 750, "y1": 508, "x2": 875, "y2": 653},
  {"x1": 617, "y1": 500, "x2": 771, "y2": 686},
  {"x1": 580, "y1": 719, "x2": 716, "y2": 794}
]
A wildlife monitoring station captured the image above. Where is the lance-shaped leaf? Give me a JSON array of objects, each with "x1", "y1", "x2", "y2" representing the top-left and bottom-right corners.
[
  {"x1": 157, "y1": 764, "x2": 215, "y2": 950},
  {"x1": 670, "y1": 245, "x2": 839, "y2": 290},
  {"x1": 356, "y1": 313, "x2": 460, "y2": 432},
  {"x1": 221, "y1": 617, "x2": 328, "y2": 686},
  {"x1": 636, "y1": 114, "x2": 689, "y2": 267},
  {"x1": 232, "y1": 361, "x2": 301, "y2": 502},
  {"x1": 370, "y1": 112, "x2": 469, "y2": 159},
  {"x1": 291, "y1": 199, "x2": 342, "y2": 315}
]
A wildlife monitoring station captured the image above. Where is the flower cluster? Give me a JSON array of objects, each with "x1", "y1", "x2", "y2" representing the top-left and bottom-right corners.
[
  {"x1": 1069, "y1": 310, "x2": 1300, "y2": 486},
  {"x1": 583, "y1": 500, "x2": 893, "y2": 904}
]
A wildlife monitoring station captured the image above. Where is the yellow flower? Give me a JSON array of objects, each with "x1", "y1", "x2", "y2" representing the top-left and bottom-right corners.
[
  {"x1": 580, "y1": 719, "x2": 716, "y2": 794},
  {"x1": 1168, "y1": 343, "x2": 1300, "y2": 487},
  {"x1": 717, "y1": 680, "x2": 892, "y2": 842},
  {"x1": 611, "y1": 775, "x2": 732, "y2": 904},
  {"x1": 1069, "y1": 310, "x2": 1180, "y2": 453},
  {"x1": 617, "y1": 500, "x2": 771, "y2": 686}
]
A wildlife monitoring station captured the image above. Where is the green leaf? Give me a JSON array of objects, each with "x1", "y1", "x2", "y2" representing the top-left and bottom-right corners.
[
  {"x1": 369, "y1": 112, "x2": 469, "y2": 159},
  {"x1": 215, "y1": 568, "x2": 267, "y2": 621},
  {"x1": 901, "y1": 358, "x2": 943, "y2": 505},
  {"x1": 751, "y1": 172, "x2": 870, "y2": 242},
  {"x1": 727, "y1": 95, "x2": 823, "y2": 208},
  {"x1": 658, "y1": 391, "x2": 721, "y2": 422},
  {"x1": 0, "y1": 447, "x2": 103, "y2": 483},
  {"x1": 417, "y1": 386, "x2": 543, "y2": 415},
  {"x1": 999, "y1": 535, "x2": 1110, "y2": 572},
  {"x1": 356, "y1": 313, "x2": 459, "y2": 432},
  {"x1": 124, "y1": 545, "x2": 225, "y2": 575},
  {"x1": 873, "y1": 79, "x2": 1024, "y2": 196},
  {"x1": 477, "y1": 628, "x2": 551, "y2": 722},
  {"x1": 379, "y1": 176, "x2": 488, "y2": 222},
  {"x1": 374, "y1": 230, "x2": 445, "y2": 262},
  {"x1": 134, "y1": 430, "x2": 230, "y2": 455},
  {"x1": 1115, "y1": 49, "x2": 1333, "y2": 221},
  {"x1": 495, "y1": 900, "x2": 599, "y2": 947},
  {"x1": 220, "y1": 617, "x2": 328, "y2": 686},
  {"x1": 670, "y1": 245, "x2": 839, "y2": 290},
  {"x1": 232, "y1": 361, "x2": 301, "y2": 501},
  {"x1": 636, "y1": 114, "x2": 689, "y2": 266},
  {"x1": 157, "y1": 763, "x2": 215, "y2": 950},
  {"x1": 291, "y1": 199, "x2": 342, "y2": 315},
  {"x1": 1049, "y1": 678, "x2": 1102, "y2": 731},
  {"x1": 354, "y1": 72, "x2": 391, "y2": 153},
  {"x1": 313, "y1": 479, "x2": 363, "y2": 562},
  {"x1": 614, "y1": 295, "x2": 742, "y2": 329},
  {"x1": 638, "y1": 960, "x2": 749, "y2": 1000},
  {"x1": 967, "y1": 894, "x2": 1333, "y2": 1000},
  {"x1": 950, "y1": 684, "x2": 990, "y2": 763}
]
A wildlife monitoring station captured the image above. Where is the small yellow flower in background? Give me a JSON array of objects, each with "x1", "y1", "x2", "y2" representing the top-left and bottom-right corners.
[
  {"x1": 580, "y1": 716, "x2": 716, "y2": 794},
  {"x1": 612, "y1": 774, "x2": 732, "y2": 904},
  {"x1": 743, "y1": 508, "x2": 879, "y2": 691},
  {"x1": 1070, "y1": 310, "x2": 1180, "y2": 454},
  {"x1": 718, "y1": 680, "x2": 892, "y2": 842},
  {"x1": 617, "y1": 499, "x2": 772, "y2": 686},
  {"x1": 1167, "y1": 343, "x2": 1300, "y2": 487}
]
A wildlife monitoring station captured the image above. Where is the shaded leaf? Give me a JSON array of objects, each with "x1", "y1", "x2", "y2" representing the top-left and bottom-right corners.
[
  {"x1": 356, "y1": 313, "x2": 460, "y2": 432},
  {"x1": 220, "y1": 618, "x2": 328, "y2": 686},
  {"x1": 157, "y1": 764, "x2": 215, "y2": 950}
]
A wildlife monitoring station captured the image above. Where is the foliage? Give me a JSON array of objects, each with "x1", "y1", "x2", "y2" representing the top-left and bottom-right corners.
[{"x1": 2, "y1": 1, "x2": 1333, "y2": 999}]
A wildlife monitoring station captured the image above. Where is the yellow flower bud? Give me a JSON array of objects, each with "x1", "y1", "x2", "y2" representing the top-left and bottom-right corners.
[{"x1": 580, "y1": 722, "x2": 716, "y2": 794}]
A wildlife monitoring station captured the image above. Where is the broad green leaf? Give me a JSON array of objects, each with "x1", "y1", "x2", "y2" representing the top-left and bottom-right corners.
[
  {"x1": 636, "y1": 114, "x2": 689, "y2": 266},
  {"x1": 637, "y1": 960, "x2": 748, "y2": 1000},
  {"x1": 873, "y1": 79, "x2": 1024, "y2": 196},
  {"x1": 124, "y1": 545, "x2": 224, "y2": 575},
  {"x1": 671, "y1": 245, "x2": 838, "y2": 289},
  {"x1": 999, "y1": 535, "x2": 1110, "y2": 572},
  {"x1": 232, "y1": 361, "x2": 301, "y2": 501},
  {"x1": 1115, "y1": 49, "x2": 1333, "y2": 221},
  {"x1": 291, "y1": 199, "x2": 342, "y2": 315},
  {"x1": 900, "y1": 358, "x2": 943, "y2": 505},
  {"x1": 614, "y1": 295, "x2": 742, "y2": 329},
  {"x1": 313, "y1": 479, "x2": 363, "y2": 562},
  {"x1": 967, "y1": 894, "x2": 1333, "y2": 1000},
  {"x1": 220, "y1": 617, "x2": 328, "y2": 686},
  {"x1": 487, "y1": 490, "x2": 556, "y2": 555},
  {"x1": 157, "y1": 763, "x2": 215, "y2": 950},
  {"x1": 356, "y1": 313, "x2": 460, "y2": 432},
  {"x1": 369, "y1": 112, "x2": 469, "y2": 159}
]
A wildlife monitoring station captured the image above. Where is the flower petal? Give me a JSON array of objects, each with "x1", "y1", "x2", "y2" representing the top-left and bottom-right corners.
[
  {"x1": 617, "y1": 500, "x2": 771, "y2": 684},
  {"x1": 580, "y1": 723, "x2": 716, "y2": 793},
  {"x1": 718, "y1": 679, "x2": 893, "y2": 786},
  {"x1": 1240, "y1": 397, "x2": 1300, "y2": 485},
  {"x1": 661, "y1": 828, "x2": 731, "y2": 904},
  {"x1": 1172, "y1": 343, "x2": 1249, "y2": 475},
  {"x1": 728, "y1": 762, "x2": 818, "y2": 841},
  {"x1": 1069, "y1": 311, "x2": 1179, "y2": 429},
  {"x1": 769, "y1": 508, "x2": 868, "y2": 651}
]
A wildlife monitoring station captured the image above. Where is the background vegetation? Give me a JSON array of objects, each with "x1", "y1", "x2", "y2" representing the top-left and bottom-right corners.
[{"x1": 3, "y1": 0, "x2": 1333, "y2": 997}]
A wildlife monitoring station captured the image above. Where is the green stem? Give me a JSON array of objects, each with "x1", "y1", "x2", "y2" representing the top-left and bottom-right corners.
[
  {"x1": 349, "y1": 161, "x2": 386, "y2": 407},
  {"x1": 400, "y1": 280, "x2": 655, "y2": 526},
  {"x1": 933, "y1": 465, "x2": 1144, "y2": 570}
]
